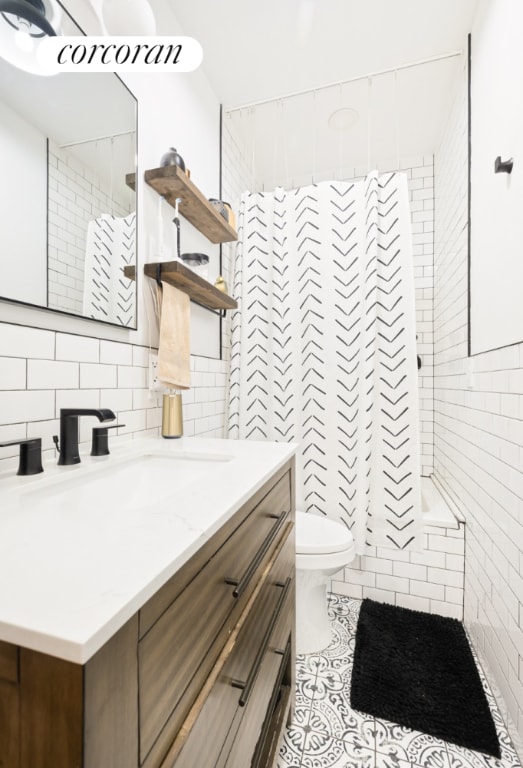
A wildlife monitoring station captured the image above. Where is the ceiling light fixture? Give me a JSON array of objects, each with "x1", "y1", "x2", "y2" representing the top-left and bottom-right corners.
[
  {"x1": 100, "y1": 0, "x2": 156, "y2": 35},
  {"x1": 0, "y1": 0, "x2": 61, "y2": 74},
  {"x1": 328, "y1": 107, "x2": 359, "y2": 132}
]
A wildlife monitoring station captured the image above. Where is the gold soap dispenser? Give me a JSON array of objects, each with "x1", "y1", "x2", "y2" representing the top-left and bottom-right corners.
[
  {"x1": 162, "y1": 389, "x2": 183, "y2": 439},
  {"x1": 214, "y1": 275, "x2": 228, "y2": 293}
]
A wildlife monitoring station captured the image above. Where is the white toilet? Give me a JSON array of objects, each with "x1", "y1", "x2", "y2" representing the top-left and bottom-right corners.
[{"x1": 295, "y1": 511, "x2": 356, "y2": 655}]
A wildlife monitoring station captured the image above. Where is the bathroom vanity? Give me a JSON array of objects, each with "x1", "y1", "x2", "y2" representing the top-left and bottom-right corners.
[{"x1": 0, "y1": 437, "x2": 296, "y2": 768}]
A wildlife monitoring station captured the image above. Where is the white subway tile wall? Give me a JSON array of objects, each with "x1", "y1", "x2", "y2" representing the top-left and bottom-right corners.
[
  {"x1": 397, "y1": 157, "x2": 435, "y2": 477},
  {"x1": 434, "y1": 56, "x2": 523, "y2": 756},
  {"x1": 332, "y1": 523, "x2": 465, "y2": 619},
  {"x1": 0, "y1": 324, "x2": 229, "y2": 472},
  {"x1": 47, "y1": 142, "x2": 132, "y2": 316}
]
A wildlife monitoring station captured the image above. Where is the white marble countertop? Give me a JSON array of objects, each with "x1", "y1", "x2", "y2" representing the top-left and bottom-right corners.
[{"x1": 0, "y1": 436, "x2": 296, "y2": 664}]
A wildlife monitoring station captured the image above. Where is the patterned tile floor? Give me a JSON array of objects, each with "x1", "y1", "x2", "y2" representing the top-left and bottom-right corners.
[{"x1": 276, "y1": 595, "x2": 522, "y2": 768}]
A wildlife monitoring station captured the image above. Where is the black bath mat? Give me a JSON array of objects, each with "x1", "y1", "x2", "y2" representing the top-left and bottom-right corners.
[{"x1": 350, "y1": 599, "x2": 500, "y2": 758}]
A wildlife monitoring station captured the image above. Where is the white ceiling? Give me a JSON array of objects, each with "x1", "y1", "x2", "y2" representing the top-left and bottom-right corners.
[
  {"x1": 169, "y1": 0, "x2": 479, "y2": 186},
  {"x1": 170, "y1": 0, "x2": 478, "y2": 109}
]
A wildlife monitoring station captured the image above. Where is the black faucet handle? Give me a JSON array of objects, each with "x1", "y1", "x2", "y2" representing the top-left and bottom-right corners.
[
  {"x1": 0, "y1": 438, "x2": 44, "y2": 476},
  {"x1": 90, "y1": 424, "x2": 125, "y2": 457}
]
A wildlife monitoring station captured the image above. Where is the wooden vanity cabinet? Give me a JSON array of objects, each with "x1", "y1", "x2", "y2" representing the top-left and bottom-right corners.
[
  {"x1": 0, "y1": 641, "x2": 19, "y2": 768},
  {"x1": 0, "y1": 459, "x2": 295, "y2": 768}
]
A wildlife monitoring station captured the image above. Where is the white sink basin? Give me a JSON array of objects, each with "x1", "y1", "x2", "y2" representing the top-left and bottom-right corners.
[{"x1": 22, "y1": 450, "x2": 233, "y2": 514}]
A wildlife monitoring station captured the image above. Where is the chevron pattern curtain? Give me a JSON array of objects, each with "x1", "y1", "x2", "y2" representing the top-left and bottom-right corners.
[
  {"x1": 83, "y1": 212, "x2": 136, "y2": 326},
  {"x1": 228, "y1": 172, "x2": 421, "y2": 553}
]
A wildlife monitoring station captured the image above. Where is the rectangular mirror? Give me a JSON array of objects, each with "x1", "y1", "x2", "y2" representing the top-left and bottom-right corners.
[{"x1": 0, "y1": 10, "x2": 137, "y2": 329}]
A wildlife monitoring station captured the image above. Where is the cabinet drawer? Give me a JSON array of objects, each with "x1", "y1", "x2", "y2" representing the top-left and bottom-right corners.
[
  {"x1": 0, "y1": 642, "x2": 18, "y2": 684},
  {"x1": 139, "y1": 465, "x2": 293, "y2": 638},
  {"x1": 139, "y1": 473, "x2": 291, "y2": 765},
  {"x1": 173, "y1": 529, "x2": 294, "y2": 768}
]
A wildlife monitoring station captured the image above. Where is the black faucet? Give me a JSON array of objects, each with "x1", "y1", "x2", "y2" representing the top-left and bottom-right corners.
[{"x1": 56, "y1": 409, "x2": 116, "y2": 465}]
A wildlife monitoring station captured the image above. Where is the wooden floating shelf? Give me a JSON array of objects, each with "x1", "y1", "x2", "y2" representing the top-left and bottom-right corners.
[
  {"x1": 125, "y1": 173, "x2": 136, "y2": 191},
  {"x1": 126, "y1": 166, "x2": 238, "y2": 245},
  {"x1": 124, "y1": 261, "x2": 238, "y2": 312}
]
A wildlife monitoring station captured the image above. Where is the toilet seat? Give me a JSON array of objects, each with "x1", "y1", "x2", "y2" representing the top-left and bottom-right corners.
[{"x1": 296, "y1": 511, "x2": 354, "y2": 555}]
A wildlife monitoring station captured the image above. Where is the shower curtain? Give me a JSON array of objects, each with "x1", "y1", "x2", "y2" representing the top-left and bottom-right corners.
[
  {"x1": 228, "y1": 172, "x2": 421, "y2": 553},
  {"x1": 83, "y1": 211, "x2": 136, "y2": 326}
]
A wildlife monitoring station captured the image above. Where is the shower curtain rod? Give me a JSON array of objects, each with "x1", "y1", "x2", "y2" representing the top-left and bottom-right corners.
[
  {"x1": 59, "y1": 129, "x2": 136, "y2": 149},
  {"x1": 225, "y1": 50, "x2": 463, "y2": 114}
]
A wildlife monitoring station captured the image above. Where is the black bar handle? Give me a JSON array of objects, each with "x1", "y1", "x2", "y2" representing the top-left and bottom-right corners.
[
  {"x1": 0, "y1": 438, "x2": 43, "y2": 476},
  {"x1": 232, "y1": 578, "x2": 292, "y2": 708},
  {"x1": 225, "y1": 511, "x2": 288, "y2": 598}
]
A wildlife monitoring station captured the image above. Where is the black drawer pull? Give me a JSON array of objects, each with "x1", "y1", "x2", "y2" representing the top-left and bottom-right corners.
[
  {"x1": 225, "y1": 511, "x2": 288, "y2": 598},
  {"x1": 231, "y1": 577, "x2": 292, "y2": 708}
]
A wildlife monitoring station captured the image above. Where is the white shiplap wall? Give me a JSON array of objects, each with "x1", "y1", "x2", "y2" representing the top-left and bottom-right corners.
[{"x1": 434, "y1": 53, "x2": 523, "y2": 756}]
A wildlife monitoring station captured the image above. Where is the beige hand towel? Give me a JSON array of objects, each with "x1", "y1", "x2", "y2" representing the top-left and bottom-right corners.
[{"x1": 157, "y1": 282, "x2": 191, "y2": 389}]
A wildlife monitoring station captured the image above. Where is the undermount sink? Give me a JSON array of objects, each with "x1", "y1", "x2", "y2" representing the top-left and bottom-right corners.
[{"x1": 21, "y1": 450, "x2": 233, "y2": 514}]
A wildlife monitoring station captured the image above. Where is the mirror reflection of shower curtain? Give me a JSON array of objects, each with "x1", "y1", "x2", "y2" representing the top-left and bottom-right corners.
[
  {"x1": 82, "y1": 212, "x2": 136, "y2": 326},
  {"x1": 228, "y1": 172, "x2": 421, "y2": 554}
]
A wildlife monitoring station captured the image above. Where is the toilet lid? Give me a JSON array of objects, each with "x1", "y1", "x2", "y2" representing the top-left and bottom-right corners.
[{"x1": 295, "y1": 511, "x2": 354, "y2": 555}]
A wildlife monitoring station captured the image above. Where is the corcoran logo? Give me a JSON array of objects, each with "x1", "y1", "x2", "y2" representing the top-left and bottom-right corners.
[{"x1": 36, "y1": 36, "x2": 203, "y2": 74}]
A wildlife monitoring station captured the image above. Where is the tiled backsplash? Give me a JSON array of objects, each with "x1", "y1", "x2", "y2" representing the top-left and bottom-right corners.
[
  {"x1": 0, "y1": 323, "x2": 227, "y2": 473},
  {"x1": 434, "y1": 56, "x2": 523, "y2": 755}
]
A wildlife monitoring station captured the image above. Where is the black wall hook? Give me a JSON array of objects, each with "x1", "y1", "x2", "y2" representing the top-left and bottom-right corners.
[{"x1": 495, "y1": 156, "x2": 514, "y2": 174}]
